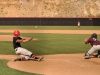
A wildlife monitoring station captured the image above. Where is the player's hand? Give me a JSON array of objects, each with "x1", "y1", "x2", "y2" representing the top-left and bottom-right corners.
[
  {"x1": 84, "y1": 38, "x2": 88, "y2": 44},
  {"x1": 29, "y1": 37, "x2": 33, "y2": 41},
  {"x1": 22, "y1": 38, "x2": 25, "y2": 40}
]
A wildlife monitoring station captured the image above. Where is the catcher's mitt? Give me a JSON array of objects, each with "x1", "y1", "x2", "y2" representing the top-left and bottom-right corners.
[{"x1": 84, "y1": 39, "x2": 88, "y2": 43}]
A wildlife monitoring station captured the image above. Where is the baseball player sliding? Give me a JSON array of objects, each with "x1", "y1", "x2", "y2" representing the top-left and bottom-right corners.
[
  {"x1": 84, "y1": 33, "x2": 100, "y2": 59},
  {"x1": 13, "y1": 30, "x2": 43, "y2": 61}
]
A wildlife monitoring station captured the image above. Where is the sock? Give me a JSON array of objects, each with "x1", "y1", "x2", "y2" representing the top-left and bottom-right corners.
[
  {"x1": 30, "y1": 54, "x2": 36, "y2": 59},
  {"x1": 17, "y1": 58, "x2": 21, "y2": 61},
  {"x1": 21, "y1": 57, "x2": 25, "y2": 61},
  {"x1": 34, "y1": 57, "x2": 39, "y2": 59}
]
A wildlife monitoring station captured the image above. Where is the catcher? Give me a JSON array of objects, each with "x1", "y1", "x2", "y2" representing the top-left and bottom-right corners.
[
  {"x1": 84, "y1": 33, "x2": 100, "y2": 59},
  {"x1": 13, "y1": 30, "x2": 43, "y2": 61}
]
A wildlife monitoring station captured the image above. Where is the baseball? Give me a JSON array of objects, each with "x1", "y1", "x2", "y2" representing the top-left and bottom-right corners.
[{"x1": 35, "y1": 26, "x2": 37, "y2": 28}]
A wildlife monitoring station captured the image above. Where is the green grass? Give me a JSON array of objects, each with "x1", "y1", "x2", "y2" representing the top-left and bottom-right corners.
[
  {"x1": 1, "y1": 33, "x2": 98, "y2": 55},
  {"x1": 0, "y1": 60, "x2": 41, "y2": 75},
  {"x1": 0, "y1": 26, "x2": 100, "y2": 30}
]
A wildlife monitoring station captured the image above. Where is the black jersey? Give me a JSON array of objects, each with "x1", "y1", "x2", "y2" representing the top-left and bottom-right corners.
[{"x1": 13, "y1": 37, "x2": 22, "y2": 49}]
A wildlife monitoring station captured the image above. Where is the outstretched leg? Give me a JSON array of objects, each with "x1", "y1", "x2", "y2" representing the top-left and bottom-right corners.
[
  {"x1": 14, "y1": 57, "x2": 25, "y2": 61},
  {"x1": 30, "y1": 54, "x2": 44, "y2": 61}
]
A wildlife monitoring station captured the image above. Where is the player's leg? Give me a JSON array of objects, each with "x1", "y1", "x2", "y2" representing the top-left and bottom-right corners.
[
  {"x1": 93, "y1": 45, "x2": 100, "y2": 58},
  {"x1": 85, "y1": 48, "x2": 95, "y2": 59},
  {"x1": 14, "y1": 47, "x2": 32, "y2": 61},
  {"x1": 30, "y1": 54, "x2": 44, "y2": 61},
  {"x1": 85, "y1": 45, "x2": 100, "y2": 59},
  {"x1": 20, "y1": 48, "x2": 44, "y2": 61},
  {"x1": 16, "y1": 47, "x2": 32, "y2": 55},
  {"x1": 14, "y1": 54, "x2": 44, "y2": 61},
  {"x1": 85, "y1": 46, "x2": 96, "y2": 59},
  {"x1": 14, "y1": 47, "x2": 44, "y2": 61},
  {"x1": 14, "y1": 54, "x2": 29, "y2": 61},
  {"x1": 17, "y1": 48, "x2": 41, "y2": 60}
]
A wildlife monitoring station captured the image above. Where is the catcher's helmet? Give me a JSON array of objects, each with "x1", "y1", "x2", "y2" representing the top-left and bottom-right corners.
[
  {"x1": 13, "y1": 30, "x2": 20, "y2": 37},
  {"x1": 91, "y1": 33, "x2": 97, "y2": 38}
]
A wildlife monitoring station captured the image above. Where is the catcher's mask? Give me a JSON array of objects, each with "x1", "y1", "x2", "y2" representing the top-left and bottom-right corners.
[
  {"x1": 13, "y1": 30, "x2": 20, "y2": 37},
  {"x1": 91, "y1": 33, "x2": 97, "y2": 39}
]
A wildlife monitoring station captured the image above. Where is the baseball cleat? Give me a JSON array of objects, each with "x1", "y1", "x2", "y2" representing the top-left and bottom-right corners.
[
  {"x1": 84, "y1": 56, "x2": 90, "y2": 59},
  {"x1": 93, "y1": 54, "x2": 100, "y2": 58},
  {"x1": 98, "y1": 55, "x2": 100, "y2": 58},
  {"x1": 38, "y1": 56, "x2": 44, "y2": 61},
  {"x1": 14, "y1": 58, "x2": 20, "y2": 61},
  {"x1": 93, "y1": 54, "x2": 98, "y2": 58},
  {"x1": 84, "y1": 53, "x2": 90, "y2": 59}
]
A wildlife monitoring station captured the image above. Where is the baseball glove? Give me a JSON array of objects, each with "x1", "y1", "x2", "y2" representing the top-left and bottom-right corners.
[{"x1": 84, "y1": 39, "x2": 88, "y2": 43}]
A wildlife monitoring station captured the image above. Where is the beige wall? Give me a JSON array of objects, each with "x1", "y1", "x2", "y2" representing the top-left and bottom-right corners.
[{"x1": 0, "y1": 0, "x2": 100, "y2": 17}]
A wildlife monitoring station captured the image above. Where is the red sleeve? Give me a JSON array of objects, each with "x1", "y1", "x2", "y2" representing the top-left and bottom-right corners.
[{"x1": 85, "y1": 38, "x2": 90, "y2": 44}]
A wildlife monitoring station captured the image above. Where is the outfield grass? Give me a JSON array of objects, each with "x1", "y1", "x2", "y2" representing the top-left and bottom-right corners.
[
  {"x1": 1, "y1": 33, "x2": 100, "y2": 55},
  {"x1": 0, "y1": 26, "x2": 99, "y2": 30}
]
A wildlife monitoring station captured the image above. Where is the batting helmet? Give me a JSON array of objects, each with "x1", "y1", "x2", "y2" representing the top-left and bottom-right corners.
[
  {"x1": 13, "y1": 30, "x2": 20, "y2": 37},
  {"x1": 91, "y1": 33, "x2": 97, "y2": 39}
]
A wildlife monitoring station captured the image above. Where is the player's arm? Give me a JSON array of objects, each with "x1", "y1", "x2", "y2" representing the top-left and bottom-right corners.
[
  {"x1": 84, "y1": 38, "x2": 89, "y2": 44},
  {"x1": 22, "y1": 37, "x2": 33, "y2": 42},
  {"x1": 16, "y1": 38, "x2": 25, "y2": 43},
  {"x1": 16, "y1": 37, "x2": 33, "y2": 43}
]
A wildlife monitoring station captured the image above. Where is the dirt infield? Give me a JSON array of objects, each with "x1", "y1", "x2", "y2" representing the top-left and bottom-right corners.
[
  {"x1": 0, "y1": 54, "x2": 100, "y2": 75},
  {"x1": 0, "y1": 30, "x2": 100, "y2": 75},
  {"x1": 0, "y1": 35, "x2": 38, "y2": 41},
  {"x1": 0, "y1": 30, "x2": 100, "y2": 34}
]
